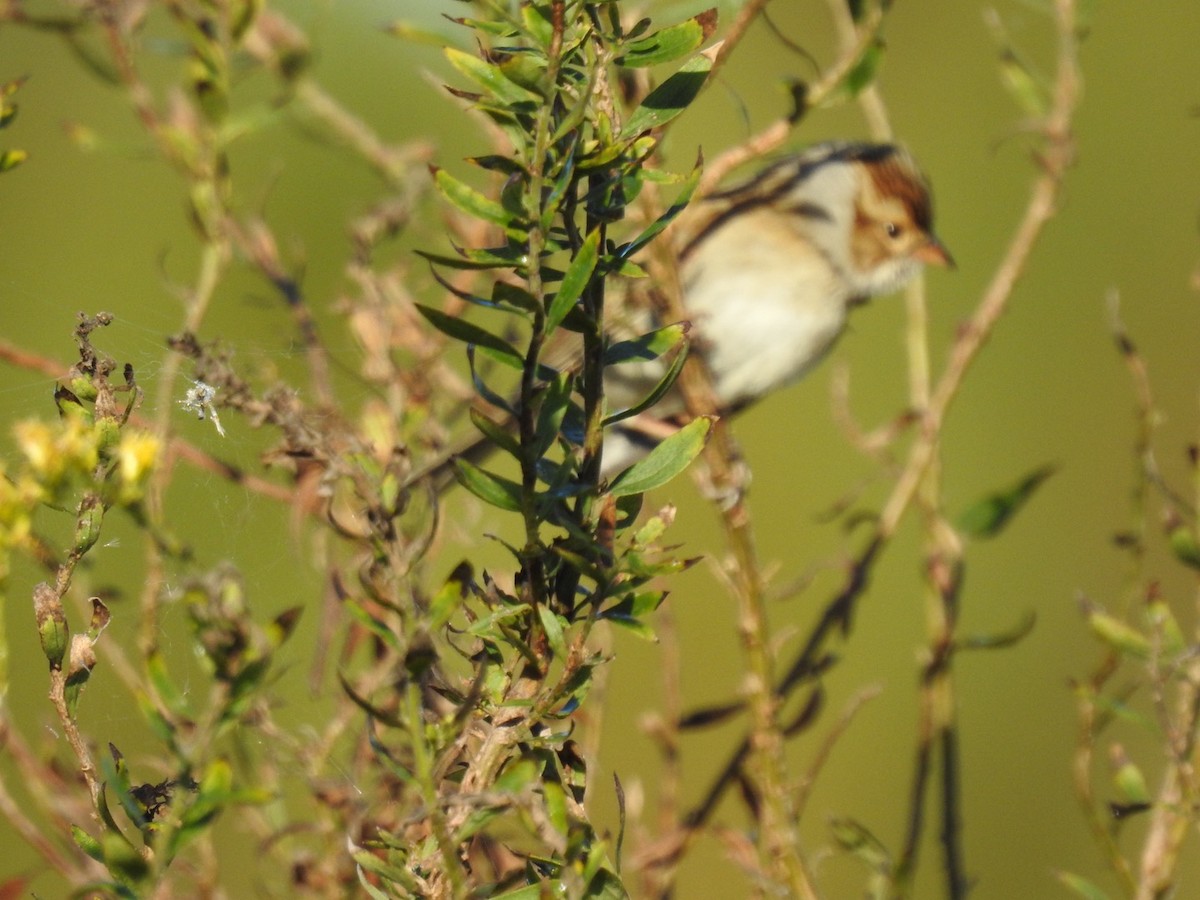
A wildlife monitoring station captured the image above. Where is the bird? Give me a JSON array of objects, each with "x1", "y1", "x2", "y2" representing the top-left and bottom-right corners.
[{"x1": 419, "y1": 141, "x2": 952, "y2": 489}]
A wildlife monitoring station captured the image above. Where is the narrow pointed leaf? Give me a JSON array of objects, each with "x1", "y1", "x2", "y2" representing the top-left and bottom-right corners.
[
  {"x1": 444, "y1": 47, "x2": 542, "y2": 106},
  {"x1": 833, "y1": 39, "x2": 885, "y2": 101},
  {"x1": 454, "y1": 459, "x2": 523, "y2": 511},
  {"x1": 536, "y1": 604, "x2": 567, "y2": 657},
  {"x1": 470, "y1": 408, "x2": 520, "y2": 458},
  {"x1": 431, "y1": 165, "x2": 512, "y2": 228},
  {"x1": 604, "y1": 333, "x2": 689, "y2": 425},
  {"x1": 609, "y1": 416, "x2": 713, "y2": 496},
  {"x1": 547, "y1": 229, "x2": 601, "y2": 332},
  {"x1": 1054, "y1": 871, "x2": 1111, "y2": 900},
  {"x1": 466, "y1": 344, "x2": 515, "y2": 414},
  {"x1": 534, "y1": 373, "x2": 573, "y2": 458},
  {"x1": 957, "y1": 464, "x2": 1056, "y2": 539},
  {"x1": 605, "y1": 323, "x2": 689, "y2": 365},
  {"x1": 621, "y1": 52, "x2": 713, "y2": 138},
  {"x1": 617, "y1": 156, "x2": 703, "y2": 259},
  {"x1": 415, "y1": 304, "x2": 523, "y2": 369}
]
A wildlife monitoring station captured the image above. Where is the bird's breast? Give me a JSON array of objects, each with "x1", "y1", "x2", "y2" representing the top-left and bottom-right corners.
[{"x1": 681, "y1": 220, "x2": 850, "y2": 409}]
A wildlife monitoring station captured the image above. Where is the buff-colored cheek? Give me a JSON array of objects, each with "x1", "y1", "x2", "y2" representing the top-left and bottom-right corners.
[{"x1": 849, "y1": 224, "x2": 888, "y2": 271}]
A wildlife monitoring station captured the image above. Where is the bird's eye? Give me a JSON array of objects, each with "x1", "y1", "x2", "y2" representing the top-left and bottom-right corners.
[{"x1": 884, "y1": 222, "x2": 903, "y2": 239}]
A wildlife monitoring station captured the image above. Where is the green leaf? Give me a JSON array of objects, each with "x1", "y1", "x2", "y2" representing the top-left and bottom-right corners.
[
  {"x1": 493, "y1": 281, "x2": 539, "y2": 313},
  {"x1": 536, "y1": 604, "x2": 568, "y2": 657},
  {"x1": 428, "y1": 565, "x2": 469, "y2": 631},
  {"x1": 494, "y1": 49, "x2": 548, "y2": 96},
  {"x1": 1112, "y1": 757, "x2": 1150, "y2": 804},
  {"x1": 431, "y1": 165, "x2": 513, "y2": 229},
  {"x1": 621, "y1": 52, "x2": 713, "y2": 138},
  {"x1": 957, "y1": 464, "x2": 1056, "y2": 539},
  {"x1": 145, "y1": 650, "x2": 189, "y2": 717},
  {"x1": 385, "y1": 20, "x2": 456, "y2": 46},
  {"x1": 415, "y1": 245, "x2": 527, "y2": 271},
  {"x1": 444, "y1": 46, "x2": 542, "y2": 106},
  {"x1": 453, "y1": 459, "x2": 523, "y2": 512},
  {"x1": 543, "y1": 778, "x2": 569, "y2": 836},
  {"x1": 1054, "y1": 871, "x2": 1111, "y2": 900},
  {"x1": 1146, "y1": 600, "x2": 1186, "y2": 655},
  {"x1": 520, "y1": 3, "x2": 553, "y2": 46},
  {"x1": 602, "y1": 590, "x2": 666, "y2": 620},
  {"x1": 605, "y1": 323, "x2": 689, "y2": 366},
  {"x1": 609, "y1": 416, "x2": 713, "y2": 496},
  {"x1": 603, "y1": 331, "x2": 689, "y2": 425},
  {"x1": 600, "y1": 614, "x2": 658, "y2": 641},
  {"x1": 617, "y1": 156, "x2": 703, "y2": 259},
  {"x1": 1167, "y1": 519, "x2": 1200, "y2": 570},
  {"x1": 463, "y1": 602, "x2": 532, "y2": 637},
  {"x1": 103, "y1": 831, "x2": 151, "y2": 883},
  {"x1": 1087, "y1": 609, "x2": 1150, "y2": 660},
  {"x1": 998, "y1": 49, "x2": 1050, "y2": 117},
  {"x1": 466, "y1": 345, "x2": 516, "y2": 415},
  {"x1": 618, "y1": 10, "x2": 717, "y2": 68},
  {"x1": 959, "y1": 611, "x2": 1037, "y2": 651},
  {"x1": 71, "y1": 825, "x2": 105, "y2": 863},
  {"x1": 470, "y1": 408, "x2": 521, "y2": 459},
  {"x1": 830, "y1": 817, "x2": 891, "y2": 871},
  {"x1": 0, "y1": 148, "x2": 27, "y2": 172},
  {"x1": 534, "y1": 373, "x2": 573, "y2": 459},
  {"x1": 415, "y1": 304, "x2": 524, "y2": 369},
  {"x1": 495, "y1": 758, "x2": 539, "y2": 793},
  {"x1": 355, "y1": 851, "x2": 418, "y2": 896},
  {"x1": 985, "y1": 11, "x2": 1051, "y2": 117},
  {"x1": 547, "y1": 229, "x2": 601, "y2": 332},
  {"x1": 835, "y1": 39, "x2": 885, "y2": 100}
]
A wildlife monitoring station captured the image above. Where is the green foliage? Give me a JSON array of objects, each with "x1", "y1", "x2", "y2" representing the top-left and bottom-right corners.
[
  {"x1": 956, "y1": 463, "x2": 1056, "y2": 539},
  {"x1": 10, "y1": 1, "x2": 1190, "y2": 899}
]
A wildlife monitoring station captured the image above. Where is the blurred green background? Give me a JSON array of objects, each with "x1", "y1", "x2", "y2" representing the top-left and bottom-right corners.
[{"x1": 2, "y1": 0, "x2": 1199, "y2": 896}]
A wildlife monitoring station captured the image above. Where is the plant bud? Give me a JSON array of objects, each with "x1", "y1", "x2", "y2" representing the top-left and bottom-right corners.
[
  {"x1": 33, "y1": 582, "x2": 68, "y2": 670},
  {"x1": 73, "y1": 494, "x2": 105, "y2": 557}
]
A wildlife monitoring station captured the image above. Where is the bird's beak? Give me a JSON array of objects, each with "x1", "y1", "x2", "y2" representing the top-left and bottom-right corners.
[{"x1": 914, "y1": 236, "x2": 955, "y2": 270}]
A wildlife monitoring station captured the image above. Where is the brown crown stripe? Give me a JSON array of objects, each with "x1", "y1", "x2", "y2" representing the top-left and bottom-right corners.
[
  {"x1": 862, "y1": 150, "x2": 932, "y2": 232},
  {"x1": 681, "y1": 143, "x2": 922, "y2": 261}
]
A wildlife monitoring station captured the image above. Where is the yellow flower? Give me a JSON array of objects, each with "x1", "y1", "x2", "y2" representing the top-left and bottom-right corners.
[
  {"x1": 14, "y1": 420, "x2": 57, "y2": 478},
  {"x1": 115, "y1": 431, "x2": 161, "y2": 502}
]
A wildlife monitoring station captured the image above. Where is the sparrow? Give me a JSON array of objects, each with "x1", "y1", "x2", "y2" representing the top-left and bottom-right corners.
[
  {"x1": 603, "y1": 141, "x2": 951, "y2": 473},
  {"x1": 420, "y1": 141, "x2": 951, "y2": 488}
]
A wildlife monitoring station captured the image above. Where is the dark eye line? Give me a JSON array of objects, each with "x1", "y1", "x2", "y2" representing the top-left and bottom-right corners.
[{"x1": 884, "y1": 221, "x2": 903, "y2": 238}]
